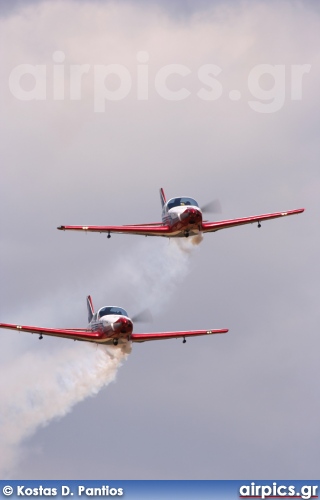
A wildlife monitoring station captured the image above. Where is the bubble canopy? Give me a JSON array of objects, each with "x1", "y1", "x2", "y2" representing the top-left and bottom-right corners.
[
  {"x1": 98, "y1": 307, "x2": 129, "y2": 318},
  {"x1": 167, "y1": 197, "x2": 199, "y2": 210}
]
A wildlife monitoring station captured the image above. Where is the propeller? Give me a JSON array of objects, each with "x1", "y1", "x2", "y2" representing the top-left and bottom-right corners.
[
  {"x1": 131, "y1": 309, "x2": 153, "y2": 323},
  {"x1": 200, "y1": 199, "x2": 222, "y2": 214}
]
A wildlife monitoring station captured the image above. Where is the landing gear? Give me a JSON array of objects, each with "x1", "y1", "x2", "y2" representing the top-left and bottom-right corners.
[
  {"x1": 183, "y1": 337, "x2": 186, "y2": 344},
  {"x1": 113, "y1": 339, "x2": 118, "y2": 346},
  {"x1": 107, "y1": 231, "x2": 111, "y2": 239},
  {"x1": 39, "y1": 334, "x2": 43, "y2": 340},
  {"x1": 257, "y1": 221, "x2": 261, "y2": 228},
  {"x1": 184, "y1": 230, "x2": 189, "y2": 238}
]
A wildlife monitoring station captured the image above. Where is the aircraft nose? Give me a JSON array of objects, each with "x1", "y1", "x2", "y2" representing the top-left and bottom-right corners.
[
  {"x1": 180, "y1": 207, "x2": 202, "y2": 222},
  {"x1": 113, "y1": 317, "x2": 133, "y2": 333}
]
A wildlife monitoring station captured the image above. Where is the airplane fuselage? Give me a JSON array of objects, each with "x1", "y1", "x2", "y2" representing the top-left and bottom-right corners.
[{"x1": 162, "y1": 198, "x2": 203, "y2": 237}]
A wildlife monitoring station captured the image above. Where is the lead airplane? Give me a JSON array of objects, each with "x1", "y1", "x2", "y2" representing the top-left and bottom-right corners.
[
  {"x1": 0, "y1": 296, "x2": 228, "y2": 346},
  {"x1": 57, "y1": 188, "x2": 304, "y2": 238}
]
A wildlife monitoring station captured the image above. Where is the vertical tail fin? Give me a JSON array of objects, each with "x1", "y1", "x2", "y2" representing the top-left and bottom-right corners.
[
  {"x1": 160, "y1": 188, "x2": 166, "y2": 208},
  {"x1": 87, "y1": 295, "x2": 94, "y2": 323}
]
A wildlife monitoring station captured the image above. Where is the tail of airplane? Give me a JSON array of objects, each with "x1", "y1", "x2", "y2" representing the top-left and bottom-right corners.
[
  {"x1": 87, "y1": 295, "x2": 94, "y2": 323},
  {"x1": 160, "y1": 188, "x2": 166, "y2": 208}
]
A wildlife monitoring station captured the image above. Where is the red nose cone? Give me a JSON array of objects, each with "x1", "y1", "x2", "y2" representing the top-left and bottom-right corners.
[
  {"x1": 114, "y1": 317, "x2": 133, "y2": 334},
  {"x1": 181, "y1": 207, "x2": 202, "y2": 223}
]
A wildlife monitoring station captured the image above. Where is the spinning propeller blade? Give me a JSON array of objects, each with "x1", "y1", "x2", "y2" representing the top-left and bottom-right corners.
[
  {"x1": 201, "y1": 199, "x2": 222, "y2": 214},
  {"x1": 131, "y1": 309, "x2": 153, "y2": 323}
]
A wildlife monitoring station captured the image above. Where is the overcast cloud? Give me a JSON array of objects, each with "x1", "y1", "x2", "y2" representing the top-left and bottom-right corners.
[{"x1": 0, "y1": 0, "x2": 319, "y2": 479}]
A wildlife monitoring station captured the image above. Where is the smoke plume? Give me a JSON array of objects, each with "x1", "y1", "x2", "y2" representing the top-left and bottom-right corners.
[
  {"x1": 100, "y1": 238, "x2": 199, "y2": 315},
  {"x1": 0, "y1": 238, "x2": 198, "y2": 476},
  {"x1": 0, "y1": 343, "x2": 131, "y2": 477}
]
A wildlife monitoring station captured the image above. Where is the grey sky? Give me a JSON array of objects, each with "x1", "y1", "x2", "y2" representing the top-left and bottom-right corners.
[{"x1": 0, "y1": 0, "x2": 319, "y2": 479}]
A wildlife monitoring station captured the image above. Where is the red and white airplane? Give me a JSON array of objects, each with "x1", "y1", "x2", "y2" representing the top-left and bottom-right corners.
[
  {"x1": 57, "y1": 188, "x2": 304, "y2": 239},
  {"x1": 0, "y1": 296, "x2": 228, "y2": 346}
]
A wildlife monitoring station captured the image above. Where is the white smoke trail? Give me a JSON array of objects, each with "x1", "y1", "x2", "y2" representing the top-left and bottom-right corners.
[
  {"x1": 0, "y1": 237, "x2": 199, "y2": 476},
  {"x1": 99, "y1": 237, "x2": 200, "y2": 315},
  {"x1": 0, "y1": 342, "x2": 131, "y2": 477}
]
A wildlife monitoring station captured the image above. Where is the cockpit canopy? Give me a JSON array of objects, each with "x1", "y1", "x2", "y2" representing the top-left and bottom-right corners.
[
  {"x1": 167, "y1": 197, "x2": 199, "y2": 211},
  {"x1": 98, "y1": 306, "x2": 129, "y2": 318}
]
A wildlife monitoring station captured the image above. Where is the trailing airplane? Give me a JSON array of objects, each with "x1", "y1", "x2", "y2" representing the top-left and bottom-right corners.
[
  {"x1": 57, "y1": 188, "x2": 304, "y2": 239},
  {"x1": 0, "y1": 296, "x2": 228, "y2": 346}
]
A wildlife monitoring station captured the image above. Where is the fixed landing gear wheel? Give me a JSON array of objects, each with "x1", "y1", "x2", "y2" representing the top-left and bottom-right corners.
[
  {"x1": 113, "y1": 339, "x2": 118, "y2": 346},
  {"x1": 184, "y1": 231, "x2": 189, "y2": 238}
]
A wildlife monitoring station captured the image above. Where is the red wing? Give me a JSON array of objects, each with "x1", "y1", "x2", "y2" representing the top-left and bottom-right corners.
[
  {"x1": 0, "y1": 322, "x2": 105, "y2": 342},
  {"x1": 131, "y1": 328, "x2": 228, "y2": 342},
  {"x1": 57, "y1": 224, "x2": 170, "y2": 236},
  {"x1": 202, "y1": 208, "x2": 304, "y2": 233}
]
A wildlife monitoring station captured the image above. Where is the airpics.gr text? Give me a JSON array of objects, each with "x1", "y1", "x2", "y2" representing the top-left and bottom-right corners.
[{"x1": 8, "y1": 51, "x2": 311, "y2": 113}]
